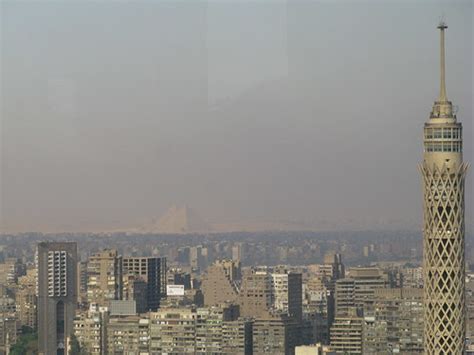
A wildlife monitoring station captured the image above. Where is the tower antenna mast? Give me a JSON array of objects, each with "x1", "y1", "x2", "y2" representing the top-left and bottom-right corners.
[{"x1": 437, "y1": 20, "x2": 448, "y2": 102}]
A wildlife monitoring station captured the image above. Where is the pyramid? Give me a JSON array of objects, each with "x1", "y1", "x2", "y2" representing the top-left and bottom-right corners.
[{"x1": 147, "y1": 205, "x2": 211, "y2": 234}]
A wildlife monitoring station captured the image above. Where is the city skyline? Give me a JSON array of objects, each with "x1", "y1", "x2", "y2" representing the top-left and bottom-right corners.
[
  {"x1": 1, "y1": 1, "x2": 472, "y2": 233},
  {"x1": 1, "y1": 2, "x2": 473, "y2": 354}
]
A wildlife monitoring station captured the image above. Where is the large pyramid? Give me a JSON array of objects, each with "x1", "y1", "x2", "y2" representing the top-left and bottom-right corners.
[{"x1": 146, "y1": 205, "x2": 211, "y2": 234}]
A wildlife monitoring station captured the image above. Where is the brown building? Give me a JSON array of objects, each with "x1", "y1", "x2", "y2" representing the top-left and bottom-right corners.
[
  {"x1": 201, "y1": 260, "x2": 240, "y2": 306},
  {"x1": 239, "y1": 269, "x2": 273, "y2": 318}
]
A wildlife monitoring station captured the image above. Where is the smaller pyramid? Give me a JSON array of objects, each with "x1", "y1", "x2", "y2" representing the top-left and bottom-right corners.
[{"x1": 146, "y1": 205, "x2": 211, "y2": 234}]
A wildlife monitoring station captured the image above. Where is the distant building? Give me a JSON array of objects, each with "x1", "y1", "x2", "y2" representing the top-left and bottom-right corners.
[
  {"x1": 362, "y1": 316, "x2": 388, "y2": 354},
  {"x1": 122, "y1": 274, "x2": 148, "y2": 313},
  {"x1": 0, "y1": 258, "x2": 24, "y2": 285},
  {"x1": 202, "y1": 260, "x2": 240, "y2": 306},
  {"x1": 76, "y1": 261, "x2": 88, "y2": 304},
  {"x1": 87, "y1": 249, "x2": 123, "y2": 306},
  {"x1": 335, "y1": 267, "x2": 387, "y2": 316},
  {"x1": 401, "y1": 266, "x2": 423, "y2": 288},
  {"x1": 73, "y1": 303, "x2": 108, "y2": 355},
  {"x1": 371, "y1": 288, "x2": 423, "y2": 353},
  {"x1": 37, "y1": 241, "x2": 78, "y2": 355},
  {"x1": 239, "y1": 269, "x2": 273, "y2": 318},
  {"x1": 190, "y1": 245, "x2": 205, "y2": 270},
  {"x1": 307, "y1": 254, "x2": 344, "y2": 327},
  {"x1": 232, "y1": 244, "x2": 242, "y2": 262},
  {"x1": 252, "y1": 315, "x2": 299, "y2": 355},
  {"x1": 329, "y1": 316, "x2": 363, "y2": 354},
  {"x1": 149, "y1": 304, "x2": 250, "y2": 354},
  {"x1": 167, "y1": 267, "x2": 192, "y2": 289},
  {"x1": 196, "y1": 305, "x2": 240, "y2": 353},
  {"x1": 122, "y1": 256, "x2": 166, "y2": 311},
  {"x1": 222, "y1": 318, "x2": 253, "y2": 354},
  {"x1": 107, "y1": 315, "x2": 149, "y2": 354},
  {"x1": 0, "y1": 317, "x2": 17, "y2": 354},
  {"x1": 272, "y1": 272, "x2": 303, "y2": 320},
  {"x1": 16, "y1": 269, "x2": 37, "y2": 330},
  {"x1": 348, "y1": 267, "x2": 387, "y2": 311},
  {"x1": 149, "y1": 307, "x2": 197, "y2": 354},
  {"x1": 334, "y1": 278, "x2": 355, "y2": 317}
]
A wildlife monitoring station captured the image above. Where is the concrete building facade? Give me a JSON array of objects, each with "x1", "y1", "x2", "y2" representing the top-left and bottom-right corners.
[
  {"x1": 37, "y1": 242, "x2": 78, "y2": 355},
  {"x1": 87, "y1": 249, "x2": 123, "y2": 306}
]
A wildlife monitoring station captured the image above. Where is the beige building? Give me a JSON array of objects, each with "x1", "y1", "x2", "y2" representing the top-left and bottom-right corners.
[
  {"x1": 87, "y1": 249, "x2": 123, "y2": 306},
  {"x1": 335, "y1": 267, "x2": 387, "y2": 317},
  {"x1": 107, "y1": 315, "x2": 149, "y2": 354},
  {"x1": 329, "y1": 316, "x2": 363, "y2": 354},
  {"x1": 371, "y1": 288, "x2": 423, "y2": 353},
  {"x1": 201, "y1": 260, "x2": 240, "y2": 306},
  {"x1": 149, "y1": 305, "x2": 250, "y2": 354},
  {"x1": 334, "y1": 278, "x2": 355, "y2": 316},
  {"x1": 239, "y1": 269, "x2": 273, "y2": 318},
  {"x1": 73, "y1": 304, "x2": 108, "y2": 355},
  {"x1": 221, "y1": 318, "x2": 253, "y2": 355},
  {"x1": 15, "y1": 269, "x2": 37, "y2": 330},
  {"x1": 347, "y1": 267, "x2": 387, "y2": 311},
  {"x1": 149, "y1": 307, "x2": 197, "y2": 354},
  {"x1": 196, "y1": 305, "x2": 240, "y2": 354}
]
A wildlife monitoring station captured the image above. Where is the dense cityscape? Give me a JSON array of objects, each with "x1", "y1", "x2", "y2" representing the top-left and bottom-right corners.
[{"x1": 0, "y1": 227, "x2": 472, "y2": 354}]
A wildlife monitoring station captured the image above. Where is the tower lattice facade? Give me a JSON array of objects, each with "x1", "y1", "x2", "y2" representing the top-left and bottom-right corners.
[{"x1": 420, "y1": 23, "x2": 468, "y2": 354}]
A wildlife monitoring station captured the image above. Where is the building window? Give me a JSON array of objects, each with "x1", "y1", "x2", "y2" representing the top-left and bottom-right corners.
[
  {"x1": 425, "y1": 129, "x2": 433, "y2": 139},
  {"x1": 443, "y1": 128, "x2": 452, "y2": 139}
]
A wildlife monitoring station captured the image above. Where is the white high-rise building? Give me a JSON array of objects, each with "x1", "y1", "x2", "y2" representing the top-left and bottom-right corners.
[
  {"x1": 271, "y1": 272, "x2": 303, "y2": 320},
  {"x1": 420, "y1": 22, "x2": 468, "y2": 354}
]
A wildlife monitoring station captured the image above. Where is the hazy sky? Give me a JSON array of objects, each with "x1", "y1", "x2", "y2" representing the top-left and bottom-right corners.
[{"x1": 1, "y1": 0, "x2": 472, "y2": 233}]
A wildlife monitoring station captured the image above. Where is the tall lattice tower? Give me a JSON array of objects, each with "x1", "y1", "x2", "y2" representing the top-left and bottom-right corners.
[{"x1": 420, "y1": 22, "x2": 468, "y2": 354}]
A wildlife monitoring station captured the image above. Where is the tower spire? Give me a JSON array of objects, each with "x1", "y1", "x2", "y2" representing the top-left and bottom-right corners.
[{"x1": 438, "y1": 21, "x2": 448, "y2": 101}]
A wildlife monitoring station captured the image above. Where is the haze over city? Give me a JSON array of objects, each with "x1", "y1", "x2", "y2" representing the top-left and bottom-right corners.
[
  {"x1": 1, "y1": 1, "x2": 474, "y2": 354},
  {"x1": 1, "y1": 1, "x2": 472, "y2": 233}
]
